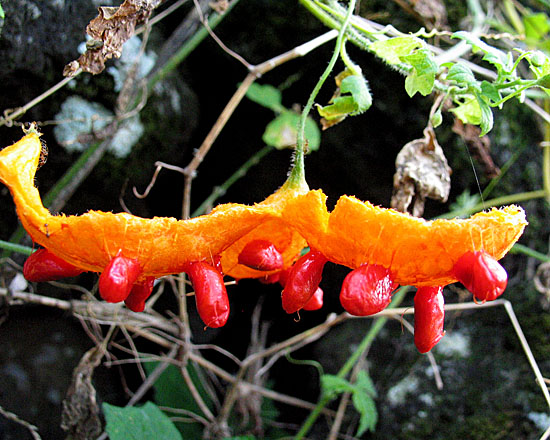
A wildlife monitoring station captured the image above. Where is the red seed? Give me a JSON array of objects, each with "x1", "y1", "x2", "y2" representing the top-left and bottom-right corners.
[
  {"x1": 23, "y1": 248, "x2": 84, "y2": 282},
  {"x1": 453, "y1": 251, "x2": 508, "y2": 301},
  {"x1": 124, "y1": 277, "x2": 155, "y2": 313},
  {"x1": 414, "y1": 286, "x2": 445, "y2": 353},
  {"x1": 281, "y1": 250, "x2": 328, "y2": 314},
  {"x1": 302, "y1": 287, "x2": 324, "y2": 311},
  {"x1": 185, "y1": 261, "x2": 229, "y2": 328},
  {"x1": 339, "y1": 264, "x2": 398, "y2": 316},
  {"x1": 99, "y1": 251, "x2": 141, "y2": 303},
  {"x1": 238, "y1": 239, "x2": 284, "y2": 271}
]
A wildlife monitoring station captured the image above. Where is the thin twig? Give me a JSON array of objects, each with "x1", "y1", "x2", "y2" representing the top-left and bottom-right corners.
[
  {"x1": 0, "y1": 405, "x2": 42, "y2": 440},
  {"x1": 178, "y1": 29, "x2": 338, "y2": 219}
]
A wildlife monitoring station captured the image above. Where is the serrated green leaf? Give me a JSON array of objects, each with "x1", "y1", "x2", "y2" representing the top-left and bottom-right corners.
[
  {"x1": 446, "y1": 63, "x2": 478, "y2": 89},
  {"x1": 523, "y1": 12, "x2": 550, "y2": 41},
  {"x1": 352, "y1": 391, "x2": 378, "y2": 436},
  {"x1": 402, "y1": 49, "x2": 437, "y2": 97},
  {"x1": 339, "y1": 75, "x2": 372, "y2": 115},
  {"x1": 245, "y1": 83, "x2": 283, "y2": 112},
  {"x1": 449, "y1": 189, "x2": 481, "y2": 213},
  {"x1": 480, "y1": 80, "x2": 501, "y2": 103},
  {"x1": 262, "y1": 111, "x2": 320, "y2": 151},
  {"x1": 355, "y1": 370, "x2": 377, "y2": 398},
  {"x1": 369, "y1": 36, "x2": 423, "y2": 65},
  {"x1": 450, "y1": 95, "x2": 481, "y2": 126},
  {"x1": 103, "y1": 402, "x2": 183, "y2": 440},
  {"x1": 321, "y1": 374, "x2": 355, "y2": 399},
  {"x1": 475, "y1": 92, "x2": 493, "y2": 135},
  {"x1": 452, "y1": 31, "x2": 512, "y2": 73},
  {"x1": 317, "y1": 75, "x2": 372, "y2": 121}
]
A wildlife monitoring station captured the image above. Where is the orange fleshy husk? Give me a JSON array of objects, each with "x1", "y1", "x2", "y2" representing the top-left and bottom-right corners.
[
  {"x1": 283, "y1": 190, "x2": 527, "y2": 287},
  {"x1": 0, "y1": 132, "x2": 308, "y2": 280},
  {"x1": 0, "y1": 131, "x2": 527, "y2": 293}
]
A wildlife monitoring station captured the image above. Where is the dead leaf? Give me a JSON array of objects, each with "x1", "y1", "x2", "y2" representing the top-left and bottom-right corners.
[
  {"x1": 63, "y1": 0, "x2": 164, "y2": 76},
  {"x1": 452, "y1": 119, "x2": 500, "y2": 179},
  {"x1": 391, "y1": 125, "x2": 451, "y2": 216},
  {"x1": 60, "y1": 346, "x2": 104, "y2": 440}
]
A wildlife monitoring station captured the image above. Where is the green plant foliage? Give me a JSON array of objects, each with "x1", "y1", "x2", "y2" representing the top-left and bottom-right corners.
[
  {"x1": 321, "y1": 370, "x2": 378, "y2": 435},
  {"x1": 401, "y1": 48, "x2": 437, "y2": 97},
  {"x1": 103, "y1": 402, "x2": 182, "y2": 440},
  {"x1": 368, "y1": 36, "x2": 423, "y2": 65},
  {"x1": 244, "y1": 83, "x2": 284, "y2": 112},
  {"x1": 262, "y1": 110, "x2": 320, "y2": 150},
  {"x1": 317, "y1": 74, "x2": 372, "y2": 122},
  {"x1": 244, "y1": 82, "x2": 320, "y2": 151},
  {"x1": 144, "y1": 362, "x2": 213, "y2": 438}
]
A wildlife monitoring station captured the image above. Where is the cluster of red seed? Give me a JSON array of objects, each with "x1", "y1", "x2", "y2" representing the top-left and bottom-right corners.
[{"x1": 23, "y1": 239, "x2": 508, "y2": 353}]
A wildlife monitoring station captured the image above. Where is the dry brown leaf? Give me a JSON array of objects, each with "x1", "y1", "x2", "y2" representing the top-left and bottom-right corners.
[
  {"x1": 452, "y1": 118, "x2": 500, "y2": 179},
  {"x1": 391, "y1": 125, "x2": 451, "y2": 216},
  {"x1": 60, "y1": 346, "x2": 104, "y2": 440},
  {"x1": 63, "y1": 0, "x2": 164, "y2": 76}
]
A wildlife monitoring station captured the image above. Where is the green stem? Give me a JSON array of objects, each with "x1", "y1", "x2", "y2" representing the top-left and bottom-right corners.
[
  {"x1": 295, "y1": 286, "x2": 408, "y2": 439},
  {"x1": 0, "y1": 240, "x2": 33, "y2": 256},
  {"x1": 191, "y1": 145, "x2": 274, "y2": 217},
  {"x1": 441, "y1": 189, "x2": 546, "y2": 219},
  {"x1": 543, "y1": 100, "x2": 550, "y2": 204},
  {"x1": 510, "y1": 243, "x2": 550, "y2": 262},
  {"x1": 288, "y1": 0, "x2": 357, "y2": 188}
]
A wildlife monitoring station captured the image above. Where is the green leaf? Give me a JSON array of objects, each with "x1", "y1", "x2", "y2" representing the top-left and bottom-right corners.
[
  {"x1": 262, "y1": 111, "x2": 320, "y2": 151},
  {"x1": 401, "y1": 48, "x2": 437, "y2": 97},
  {"x1": 245, "y1": 83, "x2": 283, "y2": 112},
  {"x1": 446, "y1": 63, "x2": 478, "y2": 89},
  {"x1": 449, "y1": 189, "x2": 481, "y2": 214},
  {"x1": 317, "y1": 75, "x2": 372, "y2": 122},
  {"x1": 475, "y1": 91, "x2": 493, "y2": 135},
  {"x1": 103, "y1": 402, "x2": 183, "y2": 440},
  {"x1": 144, "y1": 362, "x2": 212, "y2": 438},
  {"x1": 320, "y1": 374, "x2": 355, "y2": 399},
  {"x1": 368, "y1": 36, "x2": 423, "y2": 65},
  {"x1": 523, "y1": 12, "x2": 550, "y2": 41},
  {"x1": 536, "y1": 74, "x2": 550, "y2": 89},
  {"x1": 0, "y1": 4, "x2": 4, "y2": 19},
  {"x1": 352, "y1": 390, "x2": 378, "y2": 436},
  {"x1": 480, "y1": 80, "x2": 502, "y2": 103},
  {"x1": 452, "y1": 31, "x2": 512, "y2": 73},
  {"x1": 431, "y1": 108, "x2": 443, "y2": 128},
  {"x1": 450, "y1": 95, "x2": 482, "y2": 126},
  {"x1": 355, "y1": 370, "x2": 377, "y2": 398}
]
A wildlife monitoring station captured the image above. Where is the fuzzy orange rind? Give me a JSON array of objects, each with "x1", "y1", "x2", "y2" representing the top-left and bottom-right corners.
[
  {"x1": 283, "y1": 190, "x2": 527, "y2": 287},
  {"x1": 0, "y1": 132, "x2": 308, "y2": 279}
]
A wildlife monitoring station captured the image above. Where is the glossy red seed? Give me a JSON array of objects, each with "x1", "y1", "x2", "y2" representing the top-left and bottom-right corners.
[
  {"x1": 238, "y1": 239, "x2": 284, "y2": 271},
  {"x1": 185, "y1": 261, "x2": 230, "y2": 328},
  {"x1": 302, "y1": 287, "x2": 324, "y2": 311},
  {"x1": 281, "y1": 250, "x2": 328, "y2": 314},
  {"x1": 453, "y1": 251, "x2": 508, "y2": 301},
  {"x1": 124, "y1": 277, "x2": 155, "y2": 313},
  {"x1": 339, "y1": 264, "x2": 398, "y2": 316},
  {"x1": 99, "y1": 252, "x2": 141, "y2": 303},
  {"x1": 23, "y1": 248, "x2": 84, "y2": 282},
  {"x1": 414, "y1": 286, "x2": 445, "y2": 353}
]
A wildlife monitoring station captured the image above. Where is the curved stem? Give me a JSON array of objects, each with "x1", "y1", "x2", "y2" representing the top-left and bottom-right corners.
[
  {"x1": 289, "y1": 0, "x2": 357, "y2": 187},
  {"x1": 294, "y1": 286, "x2": 408, "y2": 439}
]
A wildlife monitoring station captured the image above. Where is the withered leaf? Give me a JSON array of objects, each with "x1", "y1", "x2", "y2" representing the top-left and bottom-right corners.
[
  {"x1": 63, "y1": 0, "x2": 164, "y2": 76},
  {"x1": 391, "y1": 125, "x2": 451, "y2": 217},
  {"x1": 61, "y1": 346, "x2": 104, "y2": 440}
]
